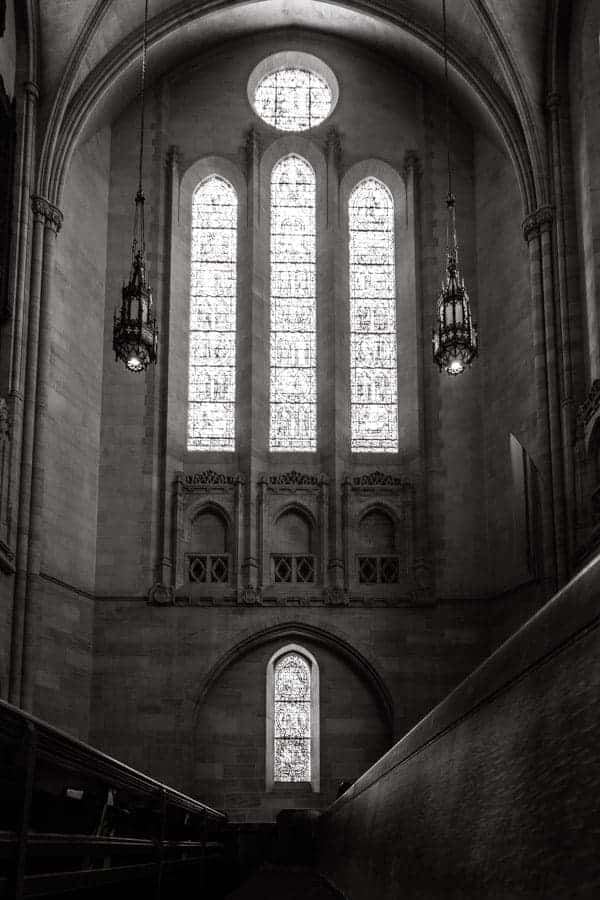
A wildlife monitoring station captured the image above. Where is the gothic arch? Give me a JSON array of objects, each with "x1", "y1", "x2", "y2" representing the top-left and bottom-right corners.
[
  {"x1": 273, "y1": 501, "x2": 317, "y2": 533},
  {"x1": 185, "y1": 500, "x2": 232, "y2": 543},
  {"x1": 38, "y1": 1, "x2": 537, "y2": 213},
  {"x1": 193, "y1": 621, "x2": 394, "y2": 733}
]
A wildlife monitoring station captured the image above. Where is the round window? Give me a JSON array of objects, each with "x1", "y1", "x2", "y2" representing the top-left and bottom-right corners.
[{"x1": 248, "y1": 52, "x2": 338, "y2": 131}]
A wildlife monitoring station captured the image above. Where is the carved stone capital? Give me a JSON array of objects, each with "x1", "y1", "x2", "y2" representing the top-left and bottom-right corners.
[
  {"x1": 24, "y1": 81, "x2": 40, "y2": 101},
  {"x1": 167, "y1": 144, "x2": 181, "y2": 171},
  {"x1": 403, "y1": 149, "x2": 422, "y2": 180},
  {"x1": 244, "y1": 127, "x2": 262, "y2": 176},
  {"x1": 522, "y1": 211, "x2": 539, "y2": 243},
  {"x1": 536, "y1": 205, "x2": 554, "y2": 232},
  {"x1": 31, "y1": 195, "x2": 63, "y2": 233},
  {"x1": 325, "y1": 126, "x2": 342, "y2": 170},
  {"x1": 147, "y1": 582, "x2": 175, "y2": 606}
]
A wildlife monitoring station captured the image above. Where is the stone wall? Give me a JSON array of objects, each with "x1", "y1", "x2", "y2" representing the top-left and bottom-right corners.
[
  {"x1": 318, "y1": 554, "x2": 600, "y2": 899},
  {"x1": 30, "y1": 128, "x2": 111, "y2": 735},
  {"x1": 474, "y1": 133, "x2": 537, "y2": 595},
  {"x1": 87, "y1": 29, "x2": 548, "y2": 819},
  {"x1": 90, "y1": 600, "x2": 494, "y2": 820}
]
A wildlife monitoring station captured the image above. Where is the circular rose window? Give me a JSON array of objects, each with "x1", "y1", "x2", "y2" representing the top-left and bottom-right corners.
[{"x1": 248, "y1": 52, "x2": 338, "y2": 131}]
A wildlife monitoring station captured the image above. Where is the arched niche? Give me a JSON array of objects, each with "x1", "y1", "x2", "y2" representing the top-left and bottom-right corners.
[{"x1": 192, "y1": 622, "x2": 393, "y2": 819}]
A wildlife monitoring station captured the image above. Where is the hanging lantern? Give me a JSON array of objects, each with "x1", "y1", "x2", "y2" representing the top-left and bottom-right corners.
[
  {"x1": 113, "y1": 189, "x2": 158, "y2": 372},
  {"x1": 433, "y1": 195, "x2": 478, "y2": 375},
  {"x1": 432, "y1": 0, "x2": 478, "y2": 376},
  {"x1": 113, "y1": 0, "x2": 158, "y2": 372}
]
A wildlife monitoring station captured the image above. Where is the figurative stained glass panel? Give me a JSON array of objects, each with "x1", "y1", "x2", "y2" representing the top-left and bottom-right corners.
[
  {"x1": 270, "y1": 156, "x2": 317, "y2": 451},
  {"x1": 254, "y1": 68, "x2": 333, "y2": 131},
  {"x1": 188, "y1": 176, "x2": 237, "y2": 451},
  {"x1": 349, "y1": 178, "x2": 398, "y2": 452},
  {"x1": 274, "y1": 653, "x2": 311, "y2": 782}
]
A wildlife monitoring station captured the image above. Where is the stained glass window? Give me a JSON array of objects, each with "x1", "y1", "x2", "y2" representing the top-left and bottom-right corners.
[
  {"x1": 254, "y1": 68, "x2": 333, "y2": 131},
  {"x1": 349, "y1": 178, "x2": 398, "y2": 452},
  {"x1": 188, "y1": 176, "x2": 237, "y2": 451},
  {"x1": 270, "y1": 156, "x2": 317, "y2": 451},
  {"x1": 274, "y1": 653, "x2": 311, "y2": 782}
]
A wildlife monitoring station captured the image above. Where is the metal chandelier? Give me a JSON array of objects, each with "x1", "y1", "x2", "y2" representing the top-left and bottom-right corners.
[
  {"x1": 432, "y1": 0, "x2": 478, "y2": 376},
  {"x1": 113, "y1": 0, "x2": 158, "y2": 373}
]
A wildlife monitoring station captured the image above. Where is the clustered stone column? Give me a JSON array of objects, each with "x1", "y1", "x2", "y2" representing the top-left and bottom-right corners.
[
  {"x1": 9, "y1": 194, "x2": 63, "y2": 710},
  {"x1": 522, "y1": 206, "x2": 567, "y2": 589}
]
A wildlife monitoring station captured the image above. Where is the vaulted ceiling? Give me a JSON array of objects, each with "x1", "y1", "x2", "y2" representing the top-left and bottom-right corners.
[{"x1": 27, "y1": 0, "x2": 561, "y2": 209}]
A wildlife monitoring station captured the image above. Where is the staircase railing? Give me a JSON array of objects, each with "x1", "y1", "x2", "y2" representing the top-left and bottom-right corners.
[{"x1": 0, "y1": 698, "x2": 227, "y2": 898}]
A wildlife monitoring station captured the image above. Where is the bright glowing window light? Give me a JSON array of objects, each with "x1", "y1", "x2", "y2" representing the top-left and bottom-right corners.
[
  {"x1": 349, "y1": 178, "x2": 398, "y2": 452},
  {"x1": 270, "y1": 156, "x2": 317, "y2": 452},
  {"x1": 188, "y1": 176, "x2": 237, "y2": 451},
  {"x1": 254, "y1": 68, "x2": 332, "y2": 131},
  {"x1": 273, "y1": 653, "x2": 311, "y2": 782}
]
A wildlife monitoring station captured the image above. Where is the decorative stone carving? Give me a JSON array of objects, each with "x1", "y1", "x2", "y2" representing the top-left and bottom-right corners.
[
  {"x1": 167, "y1": 144, "x2": 181, "y2": 172},
  {"x1": 173, "y1": 471, "x2": 244, "y2": 589},
  {"x1": 322, "y1": 587, "x2": 349, "y2": 607},
  {"x1": 31, "y1": 195, "x2": 63, "y2": 233},
  {"x1": 325, "y1": 126, "x2": 342, "y2": 171},
  {"x1": 348, "y1": 471, "x2": 412, "y2": 490},
  {"x1": 182, "y1": 469, "x2": 242, "y2": 489},
  {"x1": 158, "y1": 590, "x2": 415, "y2": 608},
  {"x1": 402, "y1": 149, "x2": 423, "y2": 181},
  {"x1": 579, "y1": 379, "x2": 600, "y2": 428},
  {"x1": 267, "y1": 470, "x2": 326, "y2": 490},
  {"x1": 522, "y1": 205, "x2": 554, "y2": 243},
  {"x1": 244, "y1": 127, "x2": 262, "y2": 178},
  {"x1": 237, "y1": 587, "x2": 263, "y2": 606},
  {"x1": 147, "y1": 582, "x2": 175, "y2": 606}
]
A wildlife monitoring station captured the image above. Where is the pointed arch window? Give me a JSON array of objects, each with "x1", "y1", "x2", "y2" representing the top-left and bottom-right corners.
[
  {"x1": 270, "y1": 155, "x2": 317, "y2": 452},
  {"x1": 349, "y1": 178, "x2": 398, "y2": 452},
  {"x1": 188, "y1": 176, "x2": 237, "y2": 451},
  {"x1": 266, "y1": 645, "x2": 320, "y2": 791}
]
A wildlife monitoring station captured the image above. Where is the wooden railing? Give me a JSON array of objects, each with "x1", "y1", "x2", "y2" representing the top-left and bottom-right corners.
[{"x1": 0, "y1": 699, "x2": 228, "y2": 898}]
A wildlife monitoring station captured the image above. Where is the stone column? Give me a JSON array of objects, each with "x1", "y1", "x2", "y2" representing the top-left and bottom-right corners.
[
  {"x1": 325, "y1": 127, "x2": 344, "y2": 589},
  {"x1": 8, "y1": 194, "x2": 60, "y2": 705},
  {"x1": 402, "y1": 150, "x2": 431, "y2": 595},
  {"x1": 242, "y1": 128, "x2": 262, "y2": 590},
  {"x1": 19, "y1": 196, "x2": 63, "y2": 711},
  {"x1": 256, "y1": 475, "x2": 267, "y2": 590},
  {"x1": 547, "y1": 90, "x2": 581, "y2": 571},
  {"x1": 154, "y1": 145, "x2": 181, "y2": 591},
  {"x1": 7, "y1": 82, "x2": 38, "y2": 552},
  {"x1": 522, "y1": 209, "x2": 564, "y2": 591}
]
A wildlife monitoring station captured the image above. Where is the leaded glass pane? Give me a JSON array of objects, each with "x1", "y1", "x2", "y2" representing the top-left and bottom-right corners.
[
  {"x1": 188, "y1": 176, "x2": 237, "y2": 451},
  {"x1": 270, "y1": 156, "x2": 317, "y2": 451},
  {"x1": 254, "y1": 68, "x2": 333, "y2": 131},
  {"x1": 273, "y1": 653, "x2": 311, "y2": 783},
  {"x1": 349, "y1": 178, "x2": 398, "y2": 452}
]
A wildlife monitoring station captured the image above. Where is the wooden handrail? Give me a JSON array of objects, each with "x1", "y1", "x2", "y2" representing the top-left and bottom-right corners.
[
  {"x1": 0, "y1": 699, "x2": 225, "y2": 819},
  {"x1": 0, "y1": 699, "x2": 228, "y2": 898}
]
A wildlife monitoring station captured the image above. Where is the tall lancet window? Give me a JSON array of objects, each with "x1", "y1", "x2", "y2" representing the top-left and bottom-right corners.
[
  {"x1": 270, "y1": 156, "x2": 317, "y2": 451},
  {"x1": 349, "y1": 178, "x2": 398, "y2": 452},
  {"x1": 273, "y1": 652, "x2": 311, "y2": 782},
  {"x1": 188, "y1": 176, "x2": 237, "y2": 451}
]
